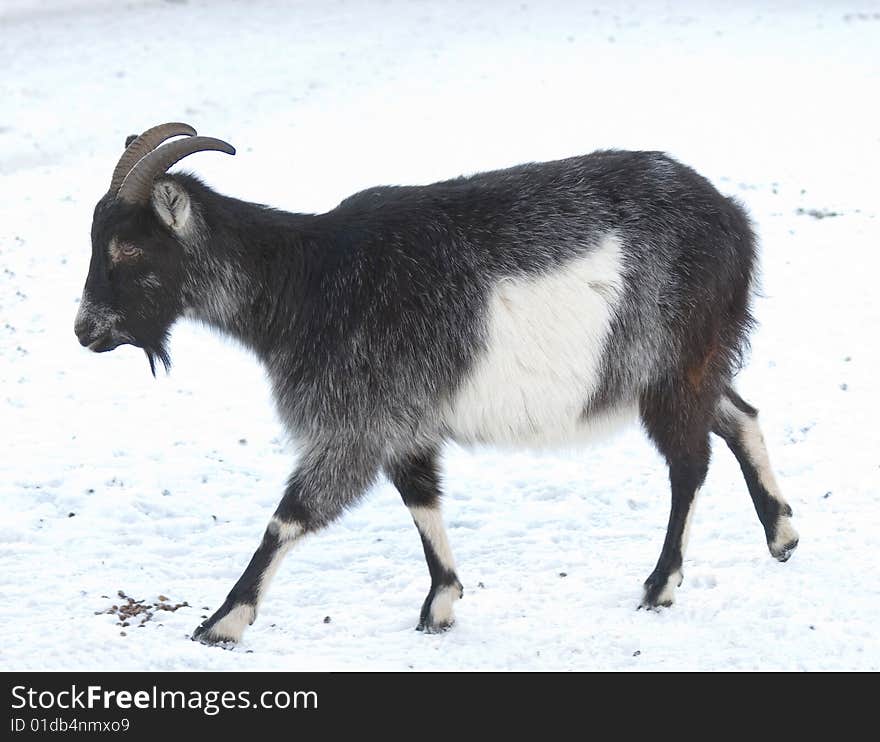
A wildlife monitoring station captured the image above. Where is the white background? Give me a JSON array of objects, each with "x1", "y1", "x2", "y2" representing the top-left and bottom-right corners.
[{"x1": 1, "y1": 0, "x2": 878, "y2": 670}]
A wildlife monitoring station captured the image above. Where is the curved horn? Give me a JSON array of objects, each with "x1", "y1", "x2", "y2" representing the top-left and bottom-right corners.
[
  {"x1": 109, "y1": 122, "x2": 197, "y2": 193},
  {"x1": 116, "y1": 136, "x2": 236, "y2": 205}
]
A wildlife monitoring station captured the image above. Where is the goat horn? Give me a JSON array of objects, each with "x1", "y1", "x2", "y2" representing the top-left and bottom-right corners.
[
  {"x1": 116, "y1": 136, "x2": 236, "y2": 205},
  {"x1": 109, "y1": 122, "x2": 197, "y2": 194}
]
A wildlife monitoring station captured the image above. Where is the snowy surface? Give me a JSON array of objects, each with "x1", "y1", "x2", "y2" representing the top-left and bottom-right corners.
[{"x1": 1, "y1": 0, "x2": 878, "y2": 671}]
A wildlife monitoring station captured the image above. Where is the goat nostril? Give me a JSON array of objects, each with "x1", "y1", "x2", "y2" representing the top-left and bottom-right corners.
[{"x1": 75, "y1": 320, "x2": 94, "y2": 346}]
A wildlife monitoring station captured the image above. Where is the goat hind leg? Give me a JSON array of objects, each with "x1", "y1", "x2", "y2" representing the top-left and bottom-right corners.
[
  {"x1": 641, "y1": 451, "x2": 708, "y2": 608},
  {"x1": 639, "y1": 388, "x2": 711, "y2": 609},
  {"x1": 713, "y1": 386, "x2": 799, "y2": 561}
]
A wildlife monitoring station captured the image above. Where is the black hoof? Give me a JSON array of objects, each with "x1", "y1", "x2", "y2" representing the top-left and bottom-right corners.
[
  {"x1": 639, "y1": 571, "x2": 678, "y2": 610},
  {"x1": 638, "y1": 598, "x2": 672, "y2": 611},
  {"x1": 415, "y1": 580, "x2": 462, "y2": 633},
  {"x1": 190, "y1": 599, "x2": 253, "y2": 646},
  {"x1": 191, "y1": 621, "x2": 237, "y2": 647},
  {"x1": 416, "y1": 617, "x2": 455, "y2": 634}
]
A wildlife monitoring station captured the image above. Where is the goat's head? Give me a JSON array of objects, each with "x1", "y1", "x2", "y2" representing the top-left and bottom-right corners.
[{"x1": 74, "y1": 123, "x2": 234, "y2": 374}]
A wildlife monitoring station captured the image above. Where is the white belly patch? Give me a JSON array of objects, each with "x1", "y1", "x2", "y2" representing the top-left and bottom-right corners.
[{"x1": 443, "y1": 233, "x2": 632, "y2": 447}]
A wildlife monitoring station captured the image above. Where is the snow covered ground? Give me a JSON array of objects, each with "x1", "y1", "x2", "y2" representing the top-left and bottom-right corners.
[{"x1": 1, "y1": 0, "x2": 878, "y2": 671}]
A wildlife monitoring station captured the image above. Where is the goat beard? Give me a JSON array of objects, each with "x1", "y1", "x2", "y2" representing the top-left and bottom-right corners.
[{"x1": 143, "y1": 338, "x2": 172, "y2": 378}]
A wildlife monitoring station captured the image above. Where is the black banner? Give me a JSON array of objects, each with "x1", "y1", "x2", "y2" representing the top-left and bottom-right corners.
[{"x1": 4, "y1": 670, "x2": 829, "y2": 734}]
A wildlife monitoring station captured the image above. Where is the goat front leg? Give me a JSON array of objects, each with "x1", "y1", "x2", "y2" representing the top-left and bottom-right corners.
[
  {"x1": 386, "y1": 447, "x2": 463, "y2": 633},
  {"x1": 193, "y1": 444, "x2": 378, "y2": 645}
]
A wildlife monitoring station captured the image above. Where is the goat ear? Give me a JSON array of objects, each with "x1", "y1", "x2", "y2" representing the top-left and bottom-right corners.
[
  {"x1": 151, "y1": 180, "x2": 192, "y2": 233},
  {"x1": 124, "y1": 134, "x2": 138, "y2": 149}
]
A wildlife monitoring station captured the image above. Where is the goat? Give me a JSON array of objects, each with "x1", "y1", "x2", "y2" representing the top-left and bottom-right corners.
[{"x1": 74, "y1": 122, "x2": 799, "y2": 644}]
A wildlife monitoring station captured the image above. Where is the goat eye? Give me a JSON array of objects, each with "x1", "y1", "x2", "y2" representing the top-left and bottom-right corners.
[{"x1": 120, "y1": 244, "x2": 140, "y2": 257}]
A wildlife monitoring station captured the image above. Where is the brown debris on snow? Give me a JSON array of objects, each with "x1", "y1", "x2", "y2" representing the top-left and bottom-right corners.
[{"x1": 95, "y1": 590, "x2": 190, "y2": 629}]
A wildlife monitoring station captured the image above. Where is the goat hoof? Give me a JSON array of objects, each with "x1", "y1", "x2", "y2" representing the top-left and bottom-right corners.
[
  {"x1": 416, "y1": 617, "x2": 455, "y2": 634},
  {"x1": 639, "y1": 570, "x2": 681, "y2": 610},
  {"x1": 191, "y1": 624, "x2": 237, "y2": 647},
  {"x1": 191, "y1": 602, "x2": 255, "y2": 645},
  {"x1": 638, "y1": 597, "x2": 672, "y2": 611},
  {"x1": 416, "y1": 580, "x2": 462, "y2": 633},
  {"x1": 770, "y1": 536, "x2": 799, "y2": 562},
  {"x1": 768, "y1": 518, "x2": 800, "y2": 562}
]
